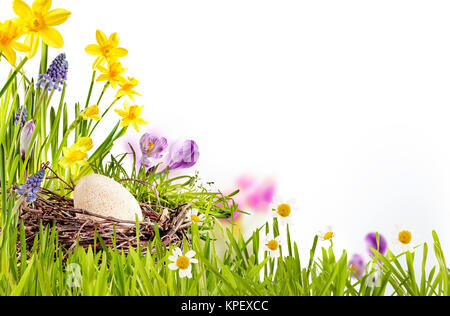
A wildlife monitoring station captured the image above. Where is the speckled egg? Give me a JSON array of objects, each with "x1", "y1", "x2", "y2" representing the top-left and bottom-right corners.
[{"x1": 74, "y1": 174, "x2": 143, "y2": 222}]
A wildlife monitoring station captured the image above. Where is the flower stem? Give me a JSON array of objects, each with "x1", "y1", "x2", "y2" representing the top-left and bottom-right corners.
[
  {"x1": 96, "y1": 81, "x2": 110, "y2": 107},
  {"x1": 0, "y1": 57, "x2": 28, "y2": 100},
  {"x1": 84, "y1": 70, "x2": 96, "y2": 109},
  {"x1": 88, "y1": 97, "x2": 122, "y2": 136}
]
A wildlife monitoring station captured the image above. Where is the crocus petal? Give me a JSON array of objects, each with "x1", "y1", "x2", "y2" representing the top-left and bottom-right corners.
[
  {"x1": 168, "y1": 140, "x2": 200, "y2": 170},
  {"x1": 45, "y1": 8, "x2": 71, "y2": 26},
  {"x1": 365, "y1": 232, "x2": 388, "y2": 256},
  {"x1": 39, "y1": 26, "x2": 64, "y2": 48}
]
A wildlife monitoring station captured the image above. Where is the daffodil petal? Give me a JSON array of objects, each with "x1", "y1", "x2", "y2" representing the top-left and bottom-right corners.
[
  {"x1": 96, "y1": 30, "x2": 107, "y2": 47},
  {"x1": 85, "y1": 44, "x2": 101, "y2": 55},
  {"x1": 45, "y1": 8, "x2": 72, "y2": 26},
  {"x1": 39, "y1": 26, "x2": 64, "y2": 48},
  {"x1": 32, "y1": 0, "x2": 52, "y2": 14},
  {"x1": 109, "y1": 32, "x2": 120, "y2": 47},
  {"x1": 112, "y1": 47, "x2": 128, "y2": 58},
  {"x1": 13, "y1": 0, "x2": 32, "y2": 19},
  {"x1": 1, "y1": 47, "x2": 17, "y2": 66},
  {"x1": 132, "y1": 122, "x2": 140, "y2": 133},
  {"x1": 11, "y1": 41, "x2": 30, "y2": 52},
  {"x1": 114, "y1": 109, "x2": 126, "y2": 117},
  {"x1": 96, "y1": 74, "x2": 110, "y2": 82},
  {"x1": 25, "y1": 32, "x2": 39, "y2": 58},
  {"x1": 136, "y1": 118, "x2": 149, "y2": 125}
]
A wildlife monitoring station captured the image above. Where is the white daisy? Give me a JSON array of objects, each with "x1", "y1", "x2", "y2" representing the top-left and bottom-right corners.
[
  {"x1": 392, "y1": 225, "x2": 416, "y2": 252},
  {"x1": 167, "y1": 247, "x2": 198, "y2": 279},
  {"x1": 265, "y1": 234, "x2": 282, "y2": 258},
  {"x1": 271, "y1": 196, "x2": 297, "y2": 225},
  {"x1": 318, "y1": 225, "x2": 336, "y2": 242},
  {"x1": 186, "y1": 209, "x2": 206, "y2": 224}
]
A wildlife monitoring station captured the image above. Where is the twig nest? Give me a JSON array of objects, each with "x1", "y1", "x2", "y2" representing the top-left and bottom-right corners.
[{"x1": 74, "y1": 174, "x2": 143, "y2": 222}]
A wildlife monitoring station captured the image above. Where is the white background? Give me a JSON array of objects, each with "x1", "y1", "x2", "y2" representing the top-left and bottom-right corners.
[{"x1": 2, "y1": 0, "x2": 450, "y2": 260}]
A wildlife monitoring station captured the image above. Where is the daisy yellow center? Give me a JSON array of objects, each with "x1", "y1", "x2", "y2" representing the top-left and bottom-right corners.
[
  {"x1": 191, "y1": 214, "x2": 201, "y2": 223},
  {"x1": 398, "y1": 230, "x2": 412, "y2": 245},
  {"x1": 267, "y1": 240, "x2": 279, "y2": 251},
  {"x1": 277, "y1": 204, "x2": 291, "y2": 218},
  {"x1": 324, "y1": 232, "x2": 334, "y2": 240},
  {"x1": 146, "y1": 142, "x2": 155, "y2": 155},
  {"x1": 176, "y1": 256, "x2": 190, "y2": 270}
]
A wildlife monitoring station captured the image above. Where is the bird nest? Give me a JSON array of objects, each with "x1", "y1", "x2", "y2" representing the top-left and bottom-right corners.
[{"x1": 17, "y1": 166, "x2": 192, "y2": 258}]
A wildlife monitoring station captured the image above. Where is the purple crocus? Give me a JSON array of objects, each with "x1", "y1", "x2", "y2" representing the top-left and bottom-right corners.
[
  {"x1": 348, "y1": 254, "x2": 366, "y2": 279},
  {"x1": 140, "y1": 133, "x2": 168, "y2": 160},
  {"x1": 20, "y1": 120, "x2": 35, "y2": 160},
  {"x1": 167, "y1": 140, "x2": 199, "y2": 170},
  {"x1": 365, "y1": 232, "x2": 388, "y2": 257}
]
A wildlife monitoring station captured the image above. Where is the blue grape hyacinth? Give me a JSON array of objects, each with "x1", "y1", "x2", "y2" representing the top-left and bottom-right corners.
[
  {"x1": 14, "y1": 106, "x2": 28, "y2": 127},
  {"x1": 16, "y1": 169, "x2": 46, "y2": 204},
  {"x1": 37, "y1": 53, "x2": 69, "y2": 92}
]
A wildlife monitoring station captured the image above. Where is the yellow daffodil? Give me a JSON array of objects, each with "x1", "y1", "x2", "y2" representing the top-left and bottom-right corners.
[
  {"x1": 13, "y1": 0, "x2": 72, "y2": 58},
  {"x1": 59, "y1": 145, "x2": 88, "y2": 175},
  {"x1": 96, "y1": 61, "x2": 127, "y2": 89},
  {"x1": 82, "y1": 105, "x2": 102, "y2": 121},
  {"x1": 58, "y1": 137, "x2": 93, "y2": 175},
  {"x1": 114, "y1": 100, "x2": 149, "y2": 132},
  {"x1": 75, "y1": 136, "x2": 94, "y2": 152},
  {"x1": 85, "y1": 30, "x2": 128, "y2": 70},
  {"x1": 0, "y1": 19, "x2": 29, "y2": 66},
  {"x1": 116, "y1": 77, "x2": 141, "y2": 101}
]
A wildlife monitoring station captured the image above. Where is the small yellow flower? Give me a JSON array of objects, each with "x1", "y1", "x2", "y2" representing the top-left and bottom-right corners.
[
  {"x1": 13, "y1": 0, "x2": 72, "y2": 58},
  {"x1": 96, "y1": 61, "x2": 127, "y2": 89},
  {"x1": 59, "y1": 146, "x2": 88, "y2": 175},
  {"x1": 114, "y1": 100, "x2": 149, "y2": 132},
  {"x1": 392, "y1": 225, "x2": 416, "y2": 252},
  {"x1": 0, "y1": 19, "x2": 29, "y2": 66},
  {"x1": 82, "y1": 105, "x2": 102, "y2": 121},
  {"x1": 265, "y1": 234, "x2": 282, "y2": 258},
  {"x1": 318, "y1": 226, "x2": 336, "y2": 242},
  {"x1": 75, "y1": 136, "x2": 94, "y2": 152},
  {"x1": 85, "y1": 30, "x2": 128, "y2": 70},
  {"x1": 116, "y1": 77, "x2": 141, "y2": 101},
  {"x1": 58, "y1": 137, "x2": 93, "y2": 175}
]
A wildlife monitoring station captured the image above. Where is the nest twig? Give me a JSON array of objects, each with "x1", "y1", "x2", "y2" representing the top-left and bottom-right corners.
[{"x1": 17, "y1": 165, "x2": 192, "y2": 258}]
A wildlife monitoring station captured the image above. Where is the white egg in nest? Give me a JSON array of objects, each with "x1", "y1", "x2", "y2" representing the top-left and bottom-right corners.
[{"x1": 74, "y1": 174, "x2": 143, "y2": 222}]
